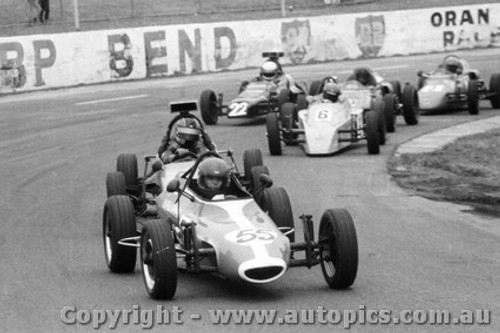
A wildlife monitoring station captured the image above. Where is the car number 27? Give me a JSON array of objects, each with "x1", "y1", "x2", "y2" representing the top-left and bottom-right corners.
[{"x1": 225, "y1": 228, "x2": 277, "y2": 245}]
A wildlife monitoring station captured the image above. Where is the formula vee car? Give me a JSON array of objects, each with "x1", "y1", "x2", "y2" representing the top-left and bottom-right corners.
[
  {"x1": 266, "y1": 93, "x2": 385, "y2": 156},
  {"x1": 103, "y1": 148, "x2": 359, "y2": 299},
  {"x1": 416, "y1": 54, "x2": 500, "y2": 114},
  {"x1": 309, "y1": 68, "x2": 420, "y2": 133},
  {"x1": 199, "y1": 52, "x2": 306, "y2": 125}
]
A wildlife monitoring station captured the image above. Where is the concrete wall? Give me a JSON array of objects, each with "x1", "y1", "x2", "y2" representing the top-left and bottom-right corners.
[{"x1": 0, "y1": 3, "x2": 499, "y2": 93}]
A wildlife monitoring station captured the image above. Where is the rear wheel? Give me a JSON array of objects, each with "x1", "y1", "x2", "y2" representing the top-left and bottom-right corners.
[
  {"x1": 296, "y1": 94, "x2": 309, "y2": 111},
  {"x1": 262, "y1": 187, "x2": 295, "y2": 242},
  {"x1": 117, "y1": 154, "x2": 138, "y2": 196},
  {"x1": 389, "y1": 80, "x2": 401, "y2": 98},
  {"x1": 141, "y1": 220, "x2": 177, "y2": 300},
  {"x1": 467, "y1": 79, "x2": 479, "y2": 115},
  {"x1": 383, "y1": 93, "x2": 397, "y2": 133},
  {"x1": 365, "y1": 111, "x2": 380, "y2": 155},
  {"x1": 280, "y1": 102, "x2": 298, "y2": 144},
  {"x1": 103, "y1": 195, "x2": 137, "y2": 273},
  {"x1": 243, "y1": 149, "x2": 263, "y2": 182},
  {"x1": 250, "y1": 165, "x2": 270, "y2": 208},
  {"x1": 371, "y1": 100, "x2": 386, "y2": 146},
  {"x1": 401, "y1": 84, "x2": 419, "y2": 125},
  {"x1": 266, "y1": 113, "x2": 282, "y2": 155},
  {"x1": 489, "y1": 74, "x2": 500, "y2": 109},
  {"x1": 277, "y1": 89, "x2": 290, "y2": 110},
  {"x1": 106, "y1": 172, "x2": 126, "y2": 197},
  {"x1": 200, "y1": 90, "x2": 219, "y2": 125},
  {"x1": 319, "y1": 209, "x2": 358, "y2": 289}
]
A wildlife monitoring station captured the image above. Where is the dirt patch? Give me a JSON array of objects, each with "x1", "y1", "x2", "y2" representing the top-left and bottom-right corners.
[{"x1": 388, "y1": 128, "x2": 500, "y2": 218}]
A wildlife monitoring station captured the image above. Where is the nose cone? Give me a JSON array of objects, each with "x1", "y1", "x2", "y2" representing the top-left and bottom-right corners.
[
  {"x1": 417, "y1": 87, "x2": 446, "y2": 110},
  {"x1": 238, "y1": 257, "x2": 287, "y2": 283}
]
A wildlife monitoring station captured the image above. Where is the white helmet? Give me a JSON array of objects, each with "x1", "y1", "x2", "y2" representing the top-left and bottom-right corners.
[{"x1": 260, "y1": 61, "x2": 279, "y2": 81}]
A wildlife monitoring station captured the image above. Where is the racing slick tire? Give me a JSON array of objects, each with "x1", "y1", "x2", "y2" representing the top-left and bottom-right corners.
[
  {"x1": 309, "y1": 80, "x2": 323, "y2": 96},
  {"x1": 103, "y1": 195, "x2": 137, "y2": 273},
  {"x1": 266, "y1": 113, "x2": 282, "y2": 155},
  {"x1": 200, "y1": 90, "x2": 219, "y2": 125},
  {"x1": 401, "y1": 84, "x2": 419, "y2": 125},
  {"x1": 319, "y1": 209, "x2": 358, "y2": 289},
  {"x1": 262, "y1": 187, "x2": 295, "y2": 242},
  {"x1": 280, "y1": 102, "x2": 299, "y2": 144},
  {"x1": 467, "y1": 79, "x2": 479, "y2": 115},
  {"x1": 243, "y1": 148, "x2": 263, "y2": 182},
  {"x1": 365, "y1": 111, "x2": 380, "y2": 155},
  {"x1": 117, "y1": 154, "x2": 139, "y2": 196},
  {"x1": 106, "y1": 172, "x2": 126, "y2": 197},
  {"x1": 383, "y1": 93, "x2": 398, "y2": 133},
  {"x1": 296, "y1": 94, "x2": 309, "y2": 111},
  {"x1": 489, "y1": 74, "x2": 500, "y2": 109},
  {"x1": 389, "y1": 80, "x2": 401, "y2": 98},
  {"x1": 371, "y1": 100, "x2": 386, "y2": 146},
  {"x1": 277, "y1": 88, "x2": 290, "y2": 110},
  {"x1": 140, "y1": 219, "x2": 177, "y2": 300},
  {"x1": 250, "y1": 165, "x2": 270, "y2": 208}
]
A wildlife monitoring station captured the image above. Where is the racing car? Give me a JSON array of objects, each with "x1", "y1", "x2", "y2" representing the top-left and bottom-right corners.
[
  {"x1": 309, "y1": 68, "x2": 420, "y2": 133},
  {"x1": 417, "y1": 54, "x2": 500, "y2": 114},
  {"x1": 266, "y1": 91, "x2": 385, "y2": 156},
  {"x1": 199, "y1": 52, "x2": 306, "y2": 125},
  {"x1": 103, "y1": 146, "x2": 359, "y2": 299}
]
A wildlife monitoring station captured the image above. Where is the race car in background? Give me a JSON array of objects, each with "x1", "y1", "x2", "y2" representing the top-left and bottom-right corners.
[
  {"x1": 308, "y1": 67, "x2": 419, "y2": 133},
  {"x1": 266, "y1": 89, "x2": 385, "y2": 156},
  {"x1": 199, "y1": 52, "x2": 306, "y2": 125},
  {"x1": 103, "y1": 148, "x2": 359, "y2": 299},
  {"x1": 416, "y1": 54, "x2": 500, "y2": 114}
]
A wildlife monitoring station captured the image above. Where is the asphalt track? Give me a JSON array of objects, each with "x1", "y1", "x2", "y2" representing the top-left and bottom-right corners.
[{"x1": 1, "y1": 49, "x2": 500, "y2": 332}]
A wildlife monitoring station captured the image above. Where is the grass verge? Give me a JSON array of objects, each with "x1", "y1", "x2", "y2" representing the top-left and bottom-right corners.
[{"x1": 388, "y1": 128, "x2": 500, "y2": 218}]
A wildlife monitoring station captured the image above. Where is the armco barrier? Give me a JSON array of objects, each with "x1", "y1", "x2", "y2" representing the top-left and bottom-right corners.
[{"x1": 0, "y1": 3, "x2": 499, "y2": 93}]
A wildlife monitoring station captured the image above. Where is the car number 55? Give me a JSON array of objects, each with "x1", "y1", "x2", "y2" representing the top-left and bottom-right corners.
[{"x1": 225, "y1": 229, "x2": 277, "y2": 245}]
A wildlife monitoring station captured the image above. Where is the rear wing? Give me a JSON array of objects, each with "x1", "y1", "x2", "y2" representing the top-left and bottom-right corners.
[
  {"x1": 169, "y1": 100, "x2": 198, "y2": 113},
  {"x1": 262, "y1": 52, "x2": 284, "y2": 59}
]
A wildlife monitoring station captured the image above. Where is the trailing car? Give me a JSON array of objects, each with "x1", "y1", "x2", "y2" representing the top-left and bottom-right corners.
[
  {"x1": 199, "y1": 52, "x2": 306, "y2": 125},
  {"x1": 309, "y1": 67, "x2": 419, "y2": 132},
  {"x1": 417, "y1": 54, "x2": 500, "y2": 114},
  {"x1": 103, "y1": 149, "x2": 359, "y2": 299}
]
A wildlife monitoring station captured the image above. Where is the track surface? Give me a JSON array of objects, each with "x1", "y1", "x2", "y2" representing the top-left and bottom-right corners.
[{"x1": 1, "y1": 49, "x2": 500, "y2": 332}]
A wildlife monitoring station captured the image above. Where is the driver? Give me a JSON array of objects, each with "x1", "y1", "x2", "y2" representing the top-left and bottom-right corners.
[
  {"x1": 196, "y1": 157, "x2": 231, "y2": 199},
  {"x1": 260, "y1": 60, "x2": 283, "y2": 81},
  {"x1": 443, "y1": 56, "x2": 464, "y2": 74},
  {"x1": 307, "y1": 82, "x2": 343, "y2": 104},
  {"x1": 157, "y1": 117, "x2": 216, "y2": 163}
]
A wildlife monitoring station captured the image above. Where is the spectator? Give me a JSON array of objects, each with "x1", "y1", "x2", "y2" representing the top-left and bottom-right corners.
[
  {"x1": 26, "y1": 0, "x2": 41, "y2": 25},
  {"x1": 39, "y1": 0, "x2": 50, "y2": 22}
]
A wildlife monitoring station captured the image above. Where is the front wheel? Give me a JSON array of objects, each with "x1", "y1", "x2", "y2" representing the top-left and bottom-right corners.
[
  {"x1": 103, "y1": 195, "x2": 137, "y2": 273},
  {"x1": 383, "y1": 93, "x2": 397, "y2": 133},
  {"x1": 365, "y1": 111, "x2": 380, "y2": 155},
  {"x1": 467, "y1": 79, "x2": 479, "y2": 115},
  {"x1": 262, "y1": 187, "x2": 295, "y2": 242},
  {"x1": 141, "y1": 220, "x2": 177, "y2": 300},
  {"x1": 319, "y1": 209, "x2": 358, "y2": 289},
  {"x1": 266, "y1": 113, "x2": 282, "y2": 155},
  {"x1": 106, "y1": 172, "x2": 126, "y2": 197},
  {"x1": 117, "y1": 154, "x2": 138, "y2": 196},
  {"x1": 401, "y1": 85, "x2": 419, "y2": 125},
  {"x1": 242, "y1": 148, "x2": 263, "y2": 182},
  {"x1": 200, "y1": 90, "x2": 219, "y2": 125},
  {"x1": 489, "y1": 73, "x2": 500, "y2": 109}
]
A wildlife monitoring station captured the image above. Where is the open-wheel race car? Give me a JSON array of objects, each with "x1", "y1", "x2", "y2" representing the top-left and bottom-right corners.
[
  {"x1": 103, "y1": 147, "x2": 358, "y2": 299},
  {"x1": 266, "y1": 86, "x2": 386, "y2": 156},
  {"x1": 417, "y1": 54, "x2": 500, "y2": 114},
  {"x1": 309, "y1": 67, "x2": 419, "y2": 133},
  {"x1": 199, "y1": 52, "x2": 306, "y2": 125}
]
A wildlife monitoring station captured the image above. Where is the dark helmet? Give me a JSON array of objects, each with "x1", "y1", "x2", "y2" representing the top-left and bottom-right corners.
[
  {"x1": 260, "y1": 61, "x2": 279, "y2": 81},
  {"x1": 444, "y1": 56, "x2": 463, "y2": 74},
  {"x1": 197, "y1": 157, "x2": 231, "y2": 198},
  {"x1": 175, "y1": 118, "x2": 201, "y2": 148},
  {"x1": 322, "y1": 82, "x2": 341, "y2": 102}
]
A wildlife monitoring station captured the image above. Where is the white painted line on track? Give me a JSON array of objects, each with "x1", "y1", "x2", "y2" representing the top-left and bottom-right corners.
[{"x1": 75, "y1": 94, "x2": 148, "y2": 106}]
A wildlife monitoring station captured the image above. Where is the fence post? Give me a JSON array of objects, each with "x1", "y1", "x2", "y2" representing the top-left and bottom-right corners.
[
  {"x1": 73, "y1": 0, "x2": 80, "y2": 30},
  {"x1": 281, "y1": 0, "x2": 286, "y2": 17}
]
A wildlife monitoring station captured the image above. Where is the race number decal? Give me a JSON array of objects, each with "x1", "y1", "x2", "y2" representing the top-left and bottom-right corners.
[
  {"x1": 315, "y1": 109, "x2": 331, "y2": 121},
  {"x1": 225, "y1": 229, "x2": 277, "y2": 245},
  {"x1": 228, "y1": 102, "x2": 249, "y2": 116}
]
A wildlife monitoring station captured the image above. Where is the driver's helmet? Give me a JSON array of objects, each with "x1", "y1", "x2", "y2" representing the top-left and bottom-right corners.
[
  {"x1": 260, "y1": 61, "x2": 279, "y2": 81},
  {"x1": 443, "y1": 56, "x2": 463, "y2": 74},
  {"x1": 322, "y1": 82, "x2": 341, "y2": 103},
  {"x1": 175, "y1": 118, "x2": 201, "y2": 149},
  {"x1": 197, "y1": 157, "x2": 231, "y2": 198}
]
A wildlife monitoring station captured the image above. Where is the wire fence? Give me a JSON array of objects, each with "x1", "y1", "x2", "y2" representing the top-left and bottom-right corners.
[{"x1": 1, "y1": 0, "x2": 368, "y2": 28}]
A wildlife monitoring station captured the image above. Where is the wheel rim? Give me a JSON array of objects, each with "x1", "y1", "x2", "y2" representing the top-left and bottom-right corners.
[
  {"x1": 322, "y1": 224, "x2": 337, "y2": 278},
  {"x1": 104, "y1": 214, "x2": 113, "y2": 265},
  {"x1": 142, "y1": 238, "x2": 156, "y2": 290}
]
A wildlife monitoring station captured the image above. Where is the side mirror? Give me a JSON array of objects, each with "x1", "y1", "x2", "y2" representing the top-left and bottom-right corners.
[
  {"x1": 151, "y1": 160, "x2": 163, "y2": 173},
  {"x1": 417, "y1": 70, "x2": 423, "y2": 77},
  {"x1": 166, "y1": 179, "x2": 180, "y2": 193},
  {"x1": 258, "y1": 174, "x2": 273, "y2": 188}
]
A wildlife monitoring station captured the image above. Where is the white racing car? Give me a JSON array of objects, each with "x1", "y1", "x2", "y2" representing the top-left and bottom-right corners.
[{"x1": 102, "y1": 104, "x2": 359, "y2": 299}]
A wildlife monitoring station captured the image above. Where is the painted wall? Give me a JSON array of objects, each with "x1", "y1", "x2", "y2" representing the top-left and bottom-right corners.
[{"x1": 0, "y1": 3, "x2": 499, "y2": 93}]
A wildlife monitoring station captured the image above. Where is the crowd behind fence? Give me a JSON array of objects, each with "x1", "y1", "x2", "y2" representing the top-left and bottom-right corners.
[{"x1": 1, "y1": 0, "x2": 375, "y2": 29}]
